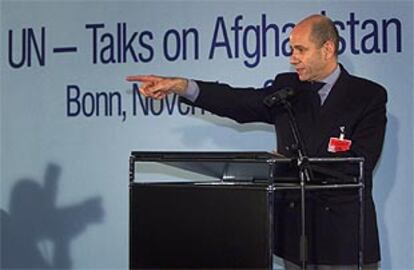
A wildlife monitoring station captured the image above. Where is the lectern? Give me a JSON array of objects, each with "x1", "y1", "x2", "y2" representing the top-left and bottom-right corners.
[{"x1": 129, "y1": 151, "x2": 365, "y2": 269}]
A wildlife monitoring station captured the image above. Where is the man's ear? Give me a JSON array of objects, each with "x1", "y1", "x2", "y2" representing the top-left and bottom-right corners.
[{"x1": 323, "y1": 40, "x2": 336, "y2": 60}]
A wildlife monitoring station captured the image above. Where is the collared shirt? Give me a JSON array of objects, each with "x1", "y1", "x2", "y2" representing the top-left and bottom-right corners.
[
  {"x1": 182, "y1": 64, "x2": 342, "y2": 104},
  {"x1": 317, "y1": 64, "x2": 341, "y2": 105},
  {"x1": 181, "y1": 79, "x2": 200, "y2": 102}
]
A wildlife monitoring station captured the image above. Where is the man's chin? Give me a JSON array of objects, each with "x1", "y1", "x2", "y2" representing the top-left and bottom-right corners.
[
  {"x1": 298, "y1": 75, "x2": 308, "y2": 81},
  {"x1": 295, "y1": 71, "x2": 308, "y2": 81}
]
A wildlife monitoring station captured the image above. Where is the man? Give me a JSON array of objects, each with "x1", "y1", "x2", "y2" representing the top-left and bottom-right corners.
[{"x1": 127, "y1": 15, "x2": 387, "y2": 269}]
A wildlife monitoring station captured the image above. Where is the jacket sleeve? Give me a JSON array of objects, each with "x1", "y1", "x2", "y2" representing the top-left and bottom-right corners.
[{"x1": 179, "y1": 80, "x2": 275, "y2": 124}]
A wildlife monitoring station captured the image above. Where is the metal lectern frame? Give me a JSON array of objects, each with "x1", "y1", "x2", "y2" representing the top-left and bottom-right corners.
[{"x1": 129, "y1": 151, "x2": 365, "y2": 270}]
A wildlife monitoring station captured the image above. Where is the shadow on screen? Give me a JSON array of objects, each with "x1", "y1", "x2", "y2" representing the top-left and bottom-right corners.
[
  {"x1": 375, "y1": 113, "x2": 399, "y2": 269},
  {"x1": 0, "y1": 163, "x2": 104, "y2": 269}
]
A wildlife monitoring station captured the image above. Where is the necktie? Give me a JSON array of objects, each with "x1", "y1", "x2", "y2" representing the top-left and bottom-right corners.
[{"x1": 310, "y1": 81, "x2": 325, "y2": 108}]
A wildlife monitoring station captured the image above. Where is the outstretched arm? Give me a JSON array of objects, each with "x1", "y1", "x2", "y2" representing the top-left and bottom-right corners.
[{"x1": 126, "y1": 75, "x2": 188, "y2": 100}]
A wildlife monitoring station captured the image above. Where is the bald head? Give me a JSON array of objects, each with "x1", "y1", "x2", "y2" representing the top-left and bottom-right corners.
[{"x1": 294, "y1": 15, "x2": 340, "y2": 56}]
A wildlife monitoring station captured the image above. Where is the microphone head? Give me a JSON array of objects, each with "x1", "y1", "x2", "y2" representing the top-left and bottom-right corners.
[{"x1": 263, "y1": 87, "x2": 295, "y2": 107}]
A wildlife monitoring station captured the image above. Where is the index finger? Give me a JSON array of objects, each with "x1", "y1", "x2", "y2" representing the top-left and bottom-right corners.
[{"x1": 125, "y1": 74, "x2": 163, "y2": 82}]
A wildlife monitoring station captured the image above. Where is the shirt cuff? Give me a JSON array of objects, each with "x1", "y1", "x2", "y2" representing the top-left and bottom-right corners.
[{"x1": 180, "y1": 79, "x2": 200, "y2": 102}]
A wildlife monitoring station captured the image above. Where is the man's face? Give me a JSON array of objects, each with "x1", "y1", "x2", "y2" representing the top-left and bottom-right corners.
[{"x1": 289, "y1": 25, "x2": 329, "y2": 82}]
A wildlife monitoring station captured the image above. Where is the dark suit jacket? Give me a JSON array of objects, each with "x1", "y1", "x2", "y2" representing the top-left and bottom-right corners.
[{"x1": 181, "y1": 65, "x2": 387, "y2": 265}]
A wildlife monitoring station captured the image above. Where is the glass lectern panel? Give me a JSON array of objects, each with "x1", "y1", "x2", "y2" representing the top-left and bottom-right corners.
[{"x1": 131, "y1": 151, "x2": 293, "y2": 183}]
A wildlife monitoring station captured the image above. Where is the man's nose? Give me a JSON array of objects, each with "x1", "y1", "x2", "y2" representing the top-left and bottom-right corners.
[{"x1": 290, "y1": 54, "x2": 298, "y2": 65}]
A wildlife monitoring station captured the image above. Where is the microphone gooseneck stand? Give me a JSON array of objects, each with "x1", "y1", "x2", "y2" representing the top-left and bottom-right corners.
[{"x1": 280, "y1": 98, "x2": 313, "y2": 270}]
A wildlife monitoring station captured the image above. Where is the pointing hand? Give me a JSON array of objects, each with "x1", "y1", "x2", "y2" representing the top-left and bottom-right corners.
[{"x1": 126, "y1": 75, "x2": 188, "y2": 100}]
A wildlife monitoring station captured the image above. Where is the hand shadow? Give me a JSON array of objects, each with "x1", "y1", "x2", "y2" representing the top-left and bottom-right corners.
[{"x1": 1, "y1": 163, "x2": 104, "y2": 269}]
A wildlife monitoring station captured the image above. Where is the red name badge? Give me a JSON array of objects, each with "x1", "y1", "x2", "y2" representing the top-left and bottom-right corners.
[{"x1": 328, "y1": 137, "x2": 352, "y2": 153}]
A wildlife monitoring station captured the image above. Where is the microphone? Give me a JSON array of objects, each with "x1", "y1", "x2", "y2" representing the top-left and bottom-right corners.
[{"x1": 263, "y1": 87, "x2": 295, "y2": 107}]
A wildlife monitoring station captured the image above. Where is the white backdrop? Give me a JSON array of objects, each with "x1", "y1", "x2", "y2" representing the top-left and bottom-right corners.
[{"x1": 1, "y1": 1, "x2": 413, "y2": 269}]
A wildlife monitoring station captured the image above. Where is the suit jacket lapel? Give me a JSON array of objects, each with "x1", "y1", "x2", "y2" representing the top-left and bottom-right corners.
[
  {"x1": 291, "y1": 82, "x2": 322, "y2": 154},
  {"x1": 307, "y1": 68, "x2": 353, "y2": 155}
]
